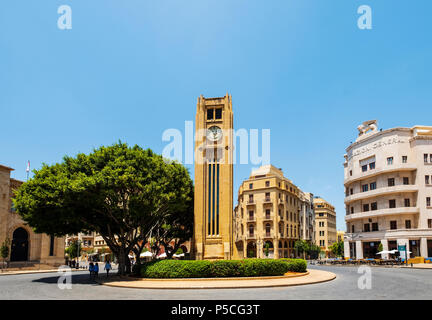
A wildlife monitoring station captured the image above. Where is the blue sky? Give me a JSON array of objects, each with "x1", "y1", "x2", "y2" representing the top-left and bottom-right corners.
[{"x1": 1, "y1": 1, "x2": 432, "y2": 231}]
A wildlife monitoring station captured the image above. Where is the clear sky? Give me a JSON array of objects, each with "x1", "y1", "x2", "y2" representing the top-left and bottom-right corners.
[{"x1": 1, "y1": 1, "x2": 432, "y2": 231}]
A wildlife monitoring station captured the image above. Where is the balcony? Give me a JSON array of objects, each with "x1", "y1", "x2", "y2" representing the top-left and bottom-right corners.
[
  {"x1": 246, "y1": 234, "x2": 256, "y2": 240},
  {"x1": 344, "y1": 184, "x2": 418, "y2": 204},
  {"x1": 344, "y1": 164, "x2": 417, "y2": 185},
  {"x1": 345, "y1": 206, "x2": 420, "y2": 222},
  {"x1": 262, "y1": 215, "x2": 274, "y2": 221},
  {"x1": 262, "y1": 232, "x2": 275, "y2": 239},
  {"x1": 246, "y1": 200, "x2": 256, "y2": 206},
  {"x1": 247, "y1": 217, "x2": 256, "y2": 222},
  {"x1": 263, "y1": 197, "x2": 272, "y2": 204}
]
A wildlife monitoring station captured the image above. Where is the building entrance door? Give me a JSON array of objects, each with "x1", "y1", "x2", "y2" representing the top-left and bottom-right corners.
[{"x1": 10, "y1": 228, "x2": 29, "y2": 262}]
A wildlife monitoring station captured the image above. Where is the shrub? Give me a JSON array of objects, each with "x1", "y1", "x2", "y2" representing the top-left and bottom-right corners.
[
  {"x1": 280, "y1": 258, "x2": 307, "y2": 273},
  {"x1": 138, "y1": 258, "x2": 307, "y2": 278}
]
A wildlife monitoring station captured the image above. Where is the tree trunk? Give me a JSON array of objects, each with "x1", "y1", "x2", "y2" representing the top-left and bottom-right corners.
[{"x1": 117, "y1": 249, "x2": 126, "y2": 276}]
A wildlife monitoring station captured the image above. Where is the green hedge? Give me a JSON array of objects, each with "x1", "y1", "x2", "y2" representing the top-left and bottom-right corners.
[{"x1": 137, "y1": 258, "x2": 307, "y2": 278}]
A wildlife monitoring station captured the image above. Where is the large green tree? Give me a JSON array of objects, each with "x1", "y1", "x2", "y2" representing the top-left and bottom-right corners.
[
  {"x1": 294, "y1": 240, "x2": 310, "y2": 259},
  {"x1": 14, "y1": 142, "x2": 193, "y2": 275},
  {"x1": 330, "y1": 241, "x2": 344, "y2": 258}
]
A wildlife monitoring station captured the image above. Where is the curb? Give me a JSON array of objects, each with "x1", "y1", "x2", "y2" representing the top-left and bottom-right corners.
[
  {"x1": 96, "y1": 270, "x2": 336, "y2": 290},
  {"x1": 0, "y1": 268, "x2": 85, "y2": 276}
]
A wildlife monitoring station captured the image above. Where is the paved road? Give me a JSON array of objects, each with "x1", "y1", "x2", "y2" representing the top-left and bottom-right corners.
[{"x1": 0, "y1": 264, "x2": 431, "y2": 300}]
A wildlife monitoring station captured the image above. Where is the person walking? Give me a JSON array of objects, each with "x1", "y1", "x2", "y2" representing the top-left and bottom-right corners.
[
  {"x1": 93, "y1": 262, "x2": 99, "y2": 278},
  {"x1": 104, "y1": 260, "x2": 112, "y2": 278},
  {"x1": 89, "y1": 262, "x2": 94, "y2": 280}
]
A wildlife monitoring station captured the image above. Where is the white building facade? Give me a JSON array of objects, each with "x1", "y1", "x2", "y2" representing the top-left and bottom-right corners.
[
  {"x1": 299, "y1": 191, "x2": 315, "y2": 244},
  {"x1": 343, "y1": 121, "x2": 432, "y2": 260}
]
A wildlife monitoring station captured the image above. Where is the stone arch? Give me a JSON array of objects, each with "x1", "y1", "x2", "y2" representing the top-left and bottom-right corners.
[
  {"x1": 246, "y1": 242, "x2": 257, "y2": 258},
  {"x1": 10, "y1": 227, "x2": 29, "y2": 261}
]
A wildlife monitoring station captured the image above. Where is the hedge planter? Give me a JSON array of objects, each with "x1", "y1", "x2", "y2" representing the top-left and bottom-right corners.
[{"x1": 136, "y1": 258, "x2": 307, "y2": 279}]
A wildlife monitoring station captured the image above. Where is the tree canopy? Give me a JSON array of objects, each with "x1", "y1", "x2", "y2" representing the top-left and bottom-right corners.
[
  {"x1": 14, "y1": 142, "x2": 194, "y2": 274},
  {"x1": 330, "y1": 241, "x2": 344, "y2": 258}
]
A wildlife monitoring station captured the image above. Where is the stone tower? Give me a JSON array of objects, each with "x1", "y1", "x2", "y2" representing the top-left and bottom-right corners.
[{"x1": 193, "y1": 94, "x2": 235, "y2": 260}]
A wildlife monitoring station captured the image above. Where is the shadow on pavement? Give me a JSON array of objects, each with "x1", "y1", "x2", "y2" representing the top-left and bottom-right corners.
[{"x1": 32, "y1": 272, "x2": 108, "y2": 285}]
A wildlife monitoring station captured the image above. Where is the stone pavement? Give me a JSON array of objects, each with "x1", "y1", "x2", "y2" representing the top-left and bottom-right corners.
[{"x1": 97, "y1": 269, "x2": 336, "y2": 289}]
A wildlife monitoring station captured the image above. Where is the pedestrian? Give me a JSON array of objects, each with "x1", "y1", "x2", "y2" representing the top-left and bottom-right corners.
[
  {"x1": 89, "y1": 262, "x2": 94, "y2": 280},
  {"x1": 94, "y1": 262, "x2": 99, "y2": 278},
  {"x1": 104, "y1": 260, "x2": 112, "y2": 278}
]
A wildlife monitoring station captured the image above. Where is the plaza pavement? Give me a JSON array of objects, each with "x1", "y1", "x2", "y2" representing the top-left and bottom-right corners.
[{"x1": 1, "y1": 265, "x2": 432, "y2": 299}]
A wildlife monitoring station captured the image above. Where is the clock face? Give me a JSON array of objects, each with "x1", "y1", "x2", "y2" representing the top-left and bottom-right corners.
[{"x1": 206, "y1": 126, "x2": 223, "y2": 141}]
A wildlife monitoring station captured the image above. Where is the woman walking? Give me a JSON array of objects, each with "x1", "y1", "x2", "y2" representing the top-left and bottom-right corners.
[
  {"x1": 89, "y1": 262, "x2": 94, "y2": 280},
  {"x1": 104, "y1": 260, "x2": 112, "y2": 278},
  {"x1": 93, "y1": 262, "x2": 99, "y2": 278}
]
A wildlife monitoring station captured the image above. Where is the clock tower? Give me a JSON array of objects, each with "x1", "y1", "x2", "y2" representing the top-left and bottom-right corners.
[{"x1": 193, "y1": 94, "x2": 235, "y2": 260}]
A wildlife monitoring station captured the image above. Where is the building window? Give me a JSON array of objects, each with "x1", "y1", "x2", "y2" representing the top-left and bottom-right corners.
[
  {"x1": 352, "y1": 225, "x2": 355, "y2": 233},
  {"x1": 389, "y1": 199, "x2": 396, "y2": 208},
  {"x1": 387, "y1": 157, "x2": 394, "y2": 165},
  {"x1": 390, "y1": 221, "x2": 397, "y2": 230},
  {"x1": 362, "y1": 184, "x2": 369, "y2": 192},
  {"x1": 388, "y1": 178, "x2": 395, "y2": 187},
  {"x1": 405, "y1": 220, "x2": 411, "y2": 229},
  {"x1": 404, "y1": 198, "x2": 410, "y2": 207},
  {"x1": 362, "y1": 165, "x2": 368, "y2": 172},
  {"x1": 364, "y1": 224, "x2": 370, "y2": 232},
  {"x1": 265, "y1": 181, "x2": 270, "y2": 187},
  {"x1": 249, "y1": 210, "x2": 254, "y2": 220},
  {"x1": 351, "y1": 207, "x2": 354, "y2": 214},
  {"x1": 265, "y1": 209, "x2": 271, "y2": 219},
  {"x1": 402, "y1": 156, "x2": 407, "y2": 163},
  {"x1": 425, "y1": 154, "x2": 429, "y2": 163},
  {"x1": 363, "y1": 204, "x2": 370, "y2": 212},
  {"x1": 350, "y1": 170, "x2": 352, "y2": 176},
  {"x1": 427, "y1": 197, "x2": 431, "y2": 207},
  {"x1": 249, "y1": 183, "x2": 253, "y2": 189},
  {"x1": 265, "y1": 193, "x2": 270, "y2": 201},
  {"x1": 249, "y1": 194, "x2": 253, "y2": 203},
  {"x1": 372, "y1": 223, "x2": 378, "y2": 231},
  {"x1": 249, "y1": 225, "x2": 254, "y2": 236},
  {"x1": 428, "y1": 219, "x2": 432, "y2": 229},
  {"x1": 215, "y1": 108, "x2": 222, "y2": 119},
  {"x1": 426, "y1": 176, "x2": 430, "y2": 185},
  {"x1": 371, "y1": 202, "x2": 378, "y2": 211},
  {"x1": 207, "y1": 109, "x2": 214, "y2": 120},
  {"x1": 370, "y1": 182, "x2": 376, "y2": 190},
  {"x1": 369, "y1": 162, "x2": 375, "y2": 170},
  {"x1": 350, "y1": 188, "x2": 353, "y2": 195},
  {"x1": 403, "y1": 177, "x2": 409, "y2": 185}
]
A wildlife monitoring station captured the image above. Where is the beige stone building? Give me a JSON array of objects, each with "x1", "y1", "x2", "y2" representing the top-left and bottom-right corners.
[
  {"x1": 233, "y1": 165, "x2": 303, "y2": 259},
  {"x1": 0, "y1": 164, "x2": 64, "y2": 266},
  {"x1": 314, "y1": 197, "x2": 337, "y2": 257},
  {"x1": 344, "y1": 121, "x2": 432, "y2": 259},
  {"x1": 337, "y1": 230, "x2": 345, "y2": 242}
]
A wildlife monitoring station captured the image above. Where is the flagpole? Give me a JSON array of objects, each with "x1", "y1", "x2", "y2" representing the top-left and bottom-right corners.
[{"x1": 26, "y1": 160, "x2": 30, "y2": 181}]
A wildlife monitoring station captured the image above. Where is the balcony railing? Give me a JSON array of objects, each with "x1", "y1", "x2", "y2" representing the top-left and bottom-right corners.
[
  {"x1": 345, "y1": 206, "x2": 420, "y2": 221},
  {"x1": 344, "y1": 164, "x2": 417, "y2": 185},
  {"x1": 344, "y1": 184, "x2": 418, "y2": 204},
  {"x1": 263, "y1": 197, "x2": 272, "y2": 203}
]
